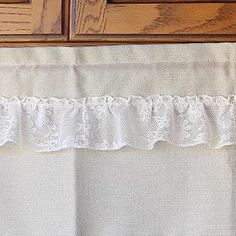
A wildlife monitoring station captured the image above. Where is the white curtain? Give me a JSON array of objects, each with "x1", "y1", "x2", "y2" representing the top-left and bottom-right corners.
[{"x1": 0, "y1": 44, "x2": 235, "y2": 235}]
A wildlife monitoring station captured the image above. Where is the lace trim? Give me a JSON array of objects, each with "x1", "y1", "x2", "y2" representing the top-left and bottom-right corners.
[{"x1": 0, "y1": 95, "x2": 236, "y2": 152}]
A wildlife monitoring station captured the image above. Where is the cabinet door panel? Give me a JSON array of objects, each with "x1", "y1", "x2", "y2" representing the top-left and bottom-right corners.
[
  {"x1": 0, "y1": 0, "x2": 66, "y2": 41},
  {"x1": 71, "y1": 0, "x2": 236, "y2": 42}
]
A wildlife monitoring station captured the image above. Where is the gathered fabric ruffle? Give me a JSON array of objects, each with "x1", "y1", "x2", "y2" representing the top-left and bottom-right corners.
[{"x1": 0, "y1": 95, "x2": 236, "y2": 152}]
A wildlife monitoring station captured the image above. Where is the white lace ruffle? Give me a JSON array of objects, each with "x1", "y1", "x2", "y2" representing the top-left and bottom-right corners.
[{"x1": 0, "y1": 95, "x2": 236, "y2": 152}]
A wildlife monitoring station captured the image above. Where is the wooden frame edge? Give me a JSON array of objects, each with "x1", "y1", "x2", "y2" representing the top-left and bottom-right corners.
[{"x1": 0, "y1": 0, "x2": 69, "y2": 42}]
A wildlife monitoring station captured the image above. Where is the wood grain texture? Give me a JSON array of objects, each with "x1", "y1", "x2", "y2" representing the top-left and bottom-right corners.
[
  {"x1": 111, "y1": 0, "x2": 236, "y2": 3},
  {"x1": 76, "y1": 3, "x2": 236, "y2": 34},
  {"x1": 71, "y1": 0, "x2": 236, "y2": 42},
  {"x1": 107, "y1": 4, "x2": 236, "y2": 34},
  {"x1": 71, "y1": 34, "x2": 236, "y2": 42},
  {"x1": 0, "y1": 0, "x2": 28, "y2": 3},
  {"x1": 74, "y1": 0, "x2": 106, "y2": 34},
  {"x1": 1, "y1": 0, "x2": 236, "y2": 44},
  {"x1": 0, "y1": 0, "x2": 62, "y2": 35},
  {"x1": 2, "y1": 34, "x2": 236, "y2": 46}
]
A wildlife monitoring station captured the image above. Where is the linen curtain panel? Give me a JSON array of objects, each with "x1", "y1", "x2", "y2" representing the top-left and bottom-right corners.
[{"x1": 0, "y1": 44, "x2": 235, "y2": 235}]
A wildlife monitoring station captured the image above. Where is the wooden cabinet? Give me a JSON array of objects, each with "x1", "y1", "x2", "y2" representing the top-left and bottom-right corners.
[
  {"x1": 71, "y1": 0, "x2": 236, "y2": 43},
  {"x1": 0, "y1": 0, "x2": 236, "y2": 45},
  {"x1": 0, "y1": 0, "x2": 66, "y2": 42}
]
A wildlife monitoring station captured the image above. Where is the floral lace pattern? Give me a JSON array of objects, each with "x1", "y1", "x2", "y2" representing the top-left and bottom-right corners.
[{"x1": 0, "y1": 95, "x2": 236, "y2": 152}]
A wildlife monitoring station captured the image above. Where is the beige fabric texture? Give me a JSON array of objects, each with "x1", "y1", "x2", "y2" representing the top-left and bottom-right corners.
[
  {"x1": 0, "y1": 43, "x2": 235, "y2": 98},
  {"x1": 0, "y1": 43, "x2": 236, "y2": 236}
]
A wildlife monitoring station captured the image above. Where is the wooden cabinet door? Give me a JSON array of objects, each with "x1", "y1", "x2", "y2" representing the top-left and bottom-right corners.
[
  {"x1": 71, "y1": 0, "x2": 236, "y2": 43},
  {"x1": 0, "y1": 0, "x2": 66, "y2": 42}
]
